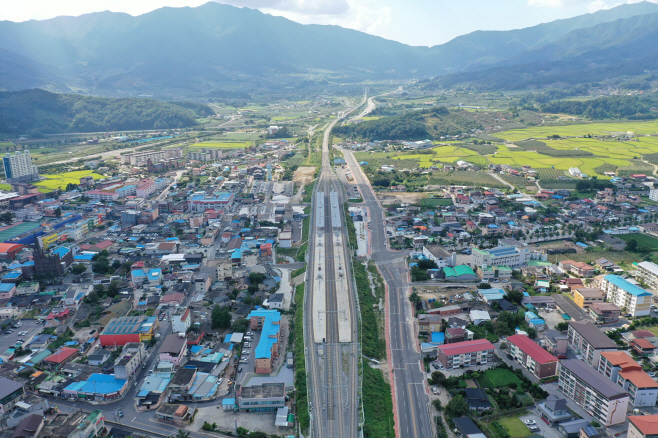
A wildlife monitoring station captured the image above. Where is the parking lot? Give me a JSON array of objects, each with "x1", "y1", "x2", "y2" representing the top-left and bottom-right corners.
[
  {"x1": 0, "y1": 319, "x2": 44, "y2": 354},
  {"x1": 236, "y1": 331, "x2": 262, "y2": 385}
]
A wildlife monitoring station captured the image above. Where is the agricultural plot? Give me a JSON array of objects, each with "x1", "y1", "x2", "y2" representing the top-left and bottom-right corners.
[
  {"x1": 189, "y1": 141, "x2": 250, "y2": 149},
  {"x1": 480, "y1": 368, "x2": 523, "y2": 389},
  {"x1": 420, "y1": 198, "x2": 453, "y2": 207},
  {"x1": 498, "y1": 120, "x2": 658, "y2": 141},
  {"x1": 35, "y1": 170, "x2": 105, "y2": 192},
  {"x1": 617, "y1": 233, "x2": 658, "y2": 250},
  {"x1": 498, "y1": 418, "x2": 532, "y2": 438}
]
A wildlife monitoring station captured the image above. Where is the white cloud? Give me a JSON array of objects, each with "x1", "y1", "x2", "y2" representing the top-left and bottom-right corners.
[{"x1": 528, "y1": 0, "x2": 593, "y2": 7}]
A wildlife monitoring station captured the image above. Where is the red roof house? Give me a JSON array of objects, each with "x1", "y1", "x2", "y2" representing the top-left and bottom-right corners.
[
  {"x1": 507, "y1": 334, "x2": 559, "y2": 378},
  {"x1": 44, "y1": 347, "x2": 79, "y2": 366}
]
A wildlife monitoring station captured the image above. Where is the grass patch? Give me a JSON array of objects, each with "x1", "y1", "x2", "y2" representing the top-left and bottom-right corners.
[
  {"x1": 480, "y1": 369, "x2": 523, "y2": 389},
  {"x1": 498, "y1": 417, "x2": 532, "y2": 438},
  {"x1": 302, "y1": 180, "x2": 316, "y2": 203},
  {"x1": 0, "y1": 183, "x2": 11, "y2": 191},
  {"x1": 353, "y1": 260, "x2": 386, "y2": 359},
  {"x1": 420, "y1": 198, "x2": 454, "y2": 207},
  {"x1": 344, "y1": 202, "x2": 358, "y2": 250},
  {"x1": 363, "y1": 364, "x2": 395, "y2": 438},
  {"x1": 35, "y1": 170, "x2": 105, "y2": 192},
  {"x1": 616, "y1": 233, "x2": 658, "y2": 250},
  {"x1": 293, "y1": 283, "x2": 310, "y2": 434}
]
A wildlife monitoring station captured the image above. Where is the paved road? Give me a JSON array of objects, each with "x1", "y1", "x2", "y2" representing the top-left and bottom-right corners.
[{"x1": 342, "y1": 148, "x2": 434, "y2": 438}]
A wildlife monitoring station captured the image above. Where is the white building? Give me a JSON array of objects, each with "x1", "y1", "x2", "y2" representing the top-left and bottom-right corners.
[
  {"x1": 598, "y1": 351, "x2": 658, "y2": 407},
  {"x1": 3, "y1": 151, "x2": 38, "y2": 183},
  {"x1": 636, "y1": 261, "x2": 658, "y2": 291},
  {"x1": 601, "y1": 274, "x2": 652, "y2": 317},
  {"x1": 172, "y1": 308, "x2": 192, "y2": 334},
  {"x1": 472, "y1": 240, "x2": 546, "y2": 268},
  {"x1": 422, "y1": 245, "x2": 457, "y2": 268}
]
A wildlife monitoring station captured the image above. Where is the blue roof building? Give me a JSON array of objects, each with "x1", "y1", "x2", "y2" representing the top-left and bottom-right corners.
[
  {"x1": 63, "y1": 373, "x2": 128, "y2": 400},
  {"x1": 602, "y1": 274, "x2": 653, "y2": 316},
  {"x1": 246, "y1": 309, "x2": 281, "y2": 374}
]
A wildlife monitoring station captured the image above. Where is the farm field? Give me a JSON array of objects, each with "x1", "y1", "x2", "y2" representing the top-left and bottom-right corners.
[
  {"x1": 498, "y1": 418, "x2": 532, "y2": 438},
  {"x1": 188, "y1": 141, "x2": 250, "y2": 149},
  {"x1": 498, "y1": 120, "x2": 658, "y2": 141},
  {"x1": 35, "y1": 170, "x2": 105, "y2": 192},
  {"x1": 480, "y1": 368, "x2": 523, "y2": 389},
  {"x1": 616, "y1": 233, "x2": 658, "y2": 250}
]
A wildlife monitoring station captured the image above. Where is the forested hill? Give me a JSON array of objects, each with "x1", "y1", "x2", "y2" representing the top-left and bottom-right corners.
[
  {"x1": 539, "y1": 95, "x2": 658, "y2": 120},
  {"x1": 332, "y1": 107, "x2": 483, "y2": 141},
  {"x1": 0, "y1": 89, "x2": 213, "y2": 135}
]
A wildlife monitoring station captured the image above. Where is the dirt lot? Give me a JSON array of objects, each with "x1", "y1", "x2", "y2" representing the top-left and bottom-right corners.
[
  {"x1": 293, "y1": 166, "x2": 316, "y2": 185},
  {"x1": 413, "y1": 285, "x2": 479, "y2": 302},
  {"x1": 378, "y1": 192, "x2": 425, "y2": 205},
  {"x1": 536, "y1": 239, "x2": 585, "y2": 254}
]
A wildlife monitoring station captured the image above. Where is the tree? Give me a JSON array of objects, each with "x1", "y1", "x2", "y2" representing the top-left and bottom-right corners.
[
  {"x1": 433, "y1": 399, "x2": 443, "y2": 411},
  {"x1": 211, "y1": 306, "x2": 232, "y2": 329},
  {"x1": 175, "y1": 430, "x2": 191, "y2": 438},
  {"x1": 506, "y1": 289, "x2": 524, "y2": 304},
  {"x1": 54, "y1": 207, "x2": 62, "y2": 218},
  {"x1": 248, "y1": 272, "x2": 267, "y2": 285},
  {"x1": 106, "y1": 281, "x2": 119, "y2": 298},
  {"x1": 445, "y1": 394, "x2": 469, "y2": 418},
  {"x1": 626, "y1": 239, "x2": 638, "y2": 252},
  {"x1": 71, "y1": 264, "x2": 87, "y2": 275},
  {"x1": 431, "y1": 371, "x2": 446, "y2": 386},
  {"x1": 556, "y1": 322, "x2": 569, "y2": 332},
  {"x1": 527, "y1": 327, "x2": 538, "y2": 339},
  {"x1": 417, "y1": 259, "x2": 438, "y2": 270}
]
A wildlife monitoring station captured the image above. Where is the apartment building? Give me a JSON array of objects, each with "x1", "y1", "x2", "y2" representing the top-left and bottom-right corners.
[
  {"x1": 507, "y1": 334, "x2": 559, "y2": 378},
  {"x1": 121, "y1": 148, "x2": 183, "y2": 166},
  {"x1": 3, "y1": 151, "x2": 38, "y2": 183},
  {"x1": 572, "y1": 288, "x2": 605, "y2": 309},
  {"x1": 437, "y1": 339, "x2": 495, "y2": 369},
  {"x1": 567, "y1": 321, "x2": 618, "y2": 367},
  {"x1": 589, "y1": 302, "x2": 621, "y2": 324},
  {"x1": 601, "y1": 274, "x2": 652, "y2": 317},
  {"x1": 114, "y1": 342, "x2": 146, "y2": 380},
  {"x1": 558, "y1": 359, "x2": 629, "y2": 426},
  {"x1": 422, "y1": 245, "x2": 457, "y2": 268},
  {"x1": 598, "y1": 351, "x2": 658, "y2": 407},
  {"x1": 636, "y1": 261, "x2": 658, "y2": 290},
  {"x1": 559, "y1": 260, "x2": 595, "y2": 277}
]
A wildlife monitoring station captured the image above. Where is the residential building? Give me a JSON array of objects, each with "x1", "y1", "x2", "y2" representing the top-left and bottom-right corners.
[
  {"x1": 436, "y1": 339, "x2": 495, "y2": 370},
  {"x1": 538, "y1": 395, "x2": 573, "y2": 426},
  {"x1": 158, "y1": 334, "x2": 188, "y2": 367},
  {"x1": 543, "y1": 330, "x2": 568, "y2": 358},
  {"x1": 445, "y1": 327, "x2": 471, "y2": 344},
  {"x1": 572, "y1": 288, "x2": 605, "y2": 309},
  {"x1": 558, "y1": 359, "x2": 629, "y2": 426},
  {"x1": 453, "y1": 417, "x2": 486, "y2": 438},
  {"x1": 236, "y1": 383, "x2": 285, "y2": 413},
  {"x1": 567, "y1": 320, "x2": 618, "y2": 367},
  {"x1": 10, "y1": 414, "x2": 44, "y2": 438},
  {"x1": 507, "y1": 334, "x2": 559, "y2": 378},
  {"x1": 418, "y1": 314, "x2": 443, "y2": 335},
  {"x1": 62, "y1": 374, "x2": 128, "y2": 401},
  {"x1": 637, "y1": 261, "x2": 658, "y2": 290},
  {"x1": 422, "y1": 245, "x2": 457, "y2": 268},
  {"x1": 121, "y1": 148, "x2": 183, "y2": 166},
  {"x1": 247, "y1": 309, "x2": 281, "y2": 374},
  {"x1": 187, "y1": 191, "x2": 234, "y2": 213},
  {"x1": 69, "y1": 410, "x2": 105, "y2": 438},
  {"x1": 632, "y1": 338, "x2": 657, "y2": 357},
  {"x1": 598, "y1": 351, "x2": 658, "y2": 407},
  {"x1": 156, "y1": 404, "x2": 194, "y2": 426},
  {"x1": 114, "y1": 342, "x2": 146, "y2": 380},
  {"x1": 464, "y1": 388, "x2": 491, "y2": 411},
  {"x1": 3, "y1": 151, "x2": 38, "y2": 183},
  {"x1": 589, "y1": 303, "x2": 621, "y2": 324},
  {"x1": 44, "y1": 347, "x2": 78, "y2": 368},
  {"x1": 601, "y1": 275, "x2": 652, "y2": 317},
  {"x1": 87, "y1": 349, "x2": 112, "y2": 366},
  {"x1": 629, "y1": 415, "x2": 658, "y2": 438},
  {"x1": 0, "y1": 377, "x2": 25, "y2": 414},
  {"x1": 559, "y1": 260, "x2": 595, "y2": 277},
  {"x1": 172, "y1": 308, "x2": 192, "y2": 334}
]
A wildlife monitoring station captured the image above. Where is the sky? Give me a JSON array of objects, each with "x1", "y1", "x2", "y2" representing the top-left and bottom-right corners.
[{"x1": 0, "y1": 0, "x2": 654, "y2": 46}]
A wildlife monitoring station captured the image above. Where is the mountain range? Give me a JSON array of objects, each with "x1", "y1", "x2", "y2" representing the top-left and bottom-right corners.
[{"x1": 1, "y1": 1, "x2": 658, "y2": 94}]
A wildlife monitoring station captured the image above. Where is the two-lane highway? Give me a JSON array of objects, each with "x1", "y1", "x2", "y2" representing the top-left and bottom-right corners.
[{"x1": 341, "y1": 148, "x2": 435, "y2": 438}]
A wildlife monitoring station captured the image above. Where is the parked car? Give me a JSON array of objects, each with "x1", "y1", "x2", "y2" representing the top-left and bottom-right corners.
[
  {"x1": 243, "y1": 350, "x2": 250, "y2": 355},
  {"x1": 246, "y1": 332, "x2": 253, "y2": 336},
  {"x1": 117, "y1": 410, "x2": 124, "y2": 418},
  {"x1": 238, "y1": 367, "x2": 243, "y2": 373},
  {"x1": 244, "y1": 342, "x2": 251, "y2": 348},
  {"x1": 524, "y1": 420, "x2": 536, "y2": 425}
]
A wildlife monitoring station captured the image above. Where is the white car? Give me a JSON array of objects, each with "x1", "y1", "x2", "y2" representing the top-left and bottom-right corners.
[
  {"x1": 524, "y1": 420, "x2": 536, "y2": 425},
  {"x1": 246, "y1": 332, "x2": 253, "y2": 336},
  {"x1": 243, "y1": 350, "x2": 251, "y2": 355},
  {"x1": 244, "y1": 342, "x2": 251, "y2": 348}
]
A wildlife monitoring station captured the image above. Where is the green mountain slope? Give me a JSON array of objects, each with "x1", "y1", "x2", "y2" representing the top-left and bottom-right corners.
[
  {"x1": 2, "y1": 2, "x2": 658, "y2": 93},
  {"x1": 0, "y1": 89, "x2": 212, "y2": 135},
  {"x1": 333, "y1": 107, "x2": 483, "y2": 141}
]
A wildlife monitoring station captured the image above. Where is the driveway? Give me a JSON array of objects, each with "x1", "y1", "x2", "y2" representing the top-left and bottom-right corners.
[
  {"x1": 518, "y1": 412, "x2": 561, "y2": 438},
  {"x1": 1, "y1": 319, "x2": 43, "y2": 354}
]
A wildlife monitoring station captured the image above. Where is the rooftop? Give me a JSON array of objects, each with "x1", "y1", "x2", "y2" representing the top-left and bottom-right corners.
[
  {"x1": 561, "y1": 359, "x2": 629, "y2": 399},
  {"x1": 630, "y1": 415, "x2": 658, "y2": 435},
  {"x1": 507, "y1": 334, "x2": 558, "y2": 364},
  {"x1": 239, "y1": 382, "x2": 285, "y2": 399},
  {"x1": 568, "y1": 320, "x2": 617, "y2": 349},
  {"x1": 438, "y1": 339, "x2": 494, "y2": 356},
  {"x1": 603, "y1": 275, "x2": 652, "y2": 297}
]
